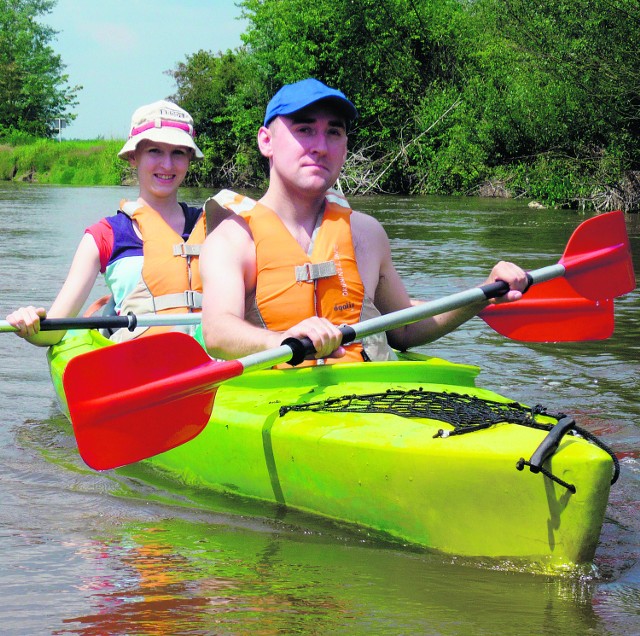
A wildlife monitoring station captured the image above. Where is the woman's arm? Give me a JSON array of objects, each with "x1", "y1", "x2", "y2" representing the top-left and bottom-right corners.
[{"x1": 6, "y1": 233, "x2": 102, "y2": 346}]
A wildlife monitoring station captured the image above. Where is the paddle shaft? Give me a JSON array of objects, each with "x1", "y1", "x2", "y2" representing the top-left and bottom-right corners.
[
  {"x1": 0, "y1": 267, "x2": 552, "y2": 336},
  {"x1": 280, "y1": 268, "x2": 562, "y2": 366},
  {"x1": 1, "y1": 237, "x2": 618, "y2": 337},
  {"x1": 76, "y1": 265, "x2": 560, "y2": 421},
  {"x1": 0, "y1": 313, "x2": 202, "y2": 333}
]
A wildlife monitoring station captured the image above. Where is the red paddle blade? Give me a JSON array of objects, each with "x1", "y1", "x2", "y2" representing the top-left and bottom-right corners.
[
  {"x1": 63, "y1": 332, "x2": 242, "y2": 470},
  {"x1": 481, "y1": 210, "x2": 633, "y2": 341},
  {"x1": 481, "y1": 277, "x2": 614, "y2": 341},
  {"x1": 561, "y1": 210, "x2": 635, "y2": 299}
]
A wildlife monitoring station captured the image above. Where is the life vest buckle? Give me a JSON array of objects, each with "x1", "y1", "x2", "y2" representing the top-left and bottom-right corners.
[
  {"x1": 173, "y1": 243, "x2": 201, "y2": 257},
  {"x1": 295, "y1": 261, "x2": 337, "y2": 283},
  {"x1": 152, "y1": 290, "x2": 203, "y2": 311},
  {"x1": 183, "y1": 290, "x2": 203, "y2": 309}
]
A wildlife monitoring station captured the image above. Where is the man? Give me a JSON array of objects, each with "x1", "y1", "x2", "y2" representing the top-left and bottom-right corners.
[{"x1": 200, "y1": 78, "x2": 528, "y2": 363}]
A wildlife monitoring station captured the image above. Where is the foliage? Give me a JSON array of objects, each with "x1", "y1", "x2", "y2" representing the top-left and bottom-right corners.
[
  {"x1": 489, "y1": 0, "x2": 640, "y2": 145},
  {"x1": 168, "y1": 47, "x2": 268, "y2": 188},
  {"x1": 0, "y1": 0, "x2": 80, "y2": 139},
  {"x1": 230, "y1": 0, "x2": 639, "y2": 207},
  {"x1": 0, "y1": 128, "x2": 38, "y2": 146},
  {"x1": 4, "y1": 0, "x2": 640, "y2": 209},
  {"x1": 239, "y1": 0, "x2": 466, "y2": 147},
  {"x1": 464, "y1": 0, "x2": 639, "y2": 206}
]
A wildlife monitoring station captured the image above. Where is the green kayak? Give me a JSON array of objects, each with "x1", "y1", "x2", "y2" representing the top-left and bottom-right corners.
[{"x1": 48, "y1": 330, "x2": 616, "y2": 570}]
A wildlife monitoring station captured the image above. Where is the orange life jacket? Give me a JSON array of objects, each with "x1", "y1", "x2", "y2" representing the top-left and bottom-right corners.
[
  {"x1": 112, "y1": 199, "x2": 205, "y2": 341},
  {"x1": 210, "y1": 189, "x2": 373, "y2": 365}
]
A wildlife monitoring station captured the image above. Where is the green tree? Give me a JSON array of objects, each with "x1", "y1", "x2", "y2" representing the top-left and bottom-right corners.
[
  {"x1": 491, "y1": 0, "x2": 640, "y2": 147},
  {"x1": 464, "y1": 0, "x2": 640, "y2": 204},
  {"x1": 166, "y1": 0, "x2": 639, "y2": 206},
  {"x1": 168, "y1": 47, "x2": 268, "y2": 187},
  {"x1": 239, "y1": 0, "x2": 469, "y2": 191},
  {"x1": 0, "y1": 0, "x2": 80, "y2": 138}
]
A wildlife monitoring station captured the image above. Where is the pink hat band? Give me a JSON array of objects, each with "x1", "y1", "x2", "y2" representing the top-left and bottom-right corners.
[
  {"x1": 117, "y1": 100, "x2": 203, "y2": 161},
  {"x1": 129, "y1": 119, "x2": 195, "y2": 139}
]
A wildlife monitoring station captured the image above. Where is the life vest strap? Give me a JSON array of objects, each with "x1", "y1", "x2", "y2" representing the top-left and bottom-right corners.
[
  {"x1": 154, "y1": 290, "x2": 203, "y2": 311},
  {"x1": 295, "y1": 261, "x2": 337, "y2": 283},
  {"x1": 173, "y1": 243, "x2": 201, "y2": 257}
]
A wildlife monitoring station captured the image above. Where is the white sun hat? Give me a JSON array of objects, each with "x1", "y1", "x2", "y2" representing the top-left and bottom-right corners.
[{"x1": 118, "y1": 100, "x2": 204, "y2": 161}]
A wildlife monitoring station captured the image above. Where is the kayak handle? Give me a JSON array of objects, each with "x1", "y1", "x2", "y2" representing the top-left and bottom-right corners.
[
  {"x1": 516, "y1": 417, "x2": 577, "y2": 494},
  {"x1": 528, "y1": 417, "x2": 576, "y2": 472}
]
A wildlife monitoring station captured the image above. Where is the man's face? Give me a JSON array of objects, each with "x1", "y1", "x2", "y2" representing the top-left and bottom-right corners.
[{"x1": 259, "y1": 105, "x2": 348, "y2": 196}]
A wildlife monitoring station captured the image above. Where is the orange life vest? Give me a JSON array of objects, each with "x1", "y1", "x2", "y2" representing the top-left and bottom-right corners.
[
  {"x1": 209, "y1": 189, "x2": 396, "y2": 364},
  {"x1": 210, "y1": 189, "x2": 371, "y2": 365},
  {"x1": 112, "y1": 200, "x2": 205, "y2": 341}
]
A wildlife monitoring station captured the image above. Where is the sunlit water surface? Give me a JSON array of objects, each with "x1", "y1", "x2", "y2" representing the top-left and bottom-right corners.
[{"x1": 0, "y1": 183, "x2": 638, "y2": 635}]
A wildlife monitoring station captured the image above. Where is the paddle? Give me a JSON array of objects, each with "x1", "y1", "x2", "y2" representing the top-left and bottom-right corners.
[
  {"x1": 0, "y1": 313, "x2": 202, "y2": 333},
  {"x1": 480, "y1": 209, "x2": 633, "y2": 340},
  {"x1": 63, "y1": 210, "x2": 634, "y2": 470}
]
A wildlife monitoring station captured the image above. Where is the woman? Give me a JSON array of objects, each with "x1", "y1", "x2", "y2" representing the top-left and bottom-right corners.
[{"x1": 6, "y1": 99, "x2": 206, "y2": 345}]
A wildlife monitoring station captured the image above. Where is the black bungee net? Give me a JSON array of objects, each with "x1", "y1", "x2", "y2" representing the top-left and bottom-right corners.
[{"x1": 279, "y1": 388, "x2": 620, "y2": 494}]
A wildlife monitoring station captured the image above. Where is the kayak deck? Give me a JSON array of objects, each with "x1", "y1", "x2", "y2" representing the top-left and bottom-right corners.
[{"x1": 48, "y1": 331, "x2": 613, "y2": 569}]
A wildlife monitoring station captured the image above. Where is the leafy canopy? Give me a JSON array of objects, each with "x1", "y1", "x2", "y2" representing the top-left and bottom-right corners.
[{"x1": 0, "y1": 0, "x2": 80, "y2": 138}]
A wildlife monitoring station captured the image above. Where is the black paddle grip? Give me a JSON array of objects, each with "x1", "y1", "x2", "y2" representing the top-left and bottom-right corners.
[
  {"x1": 281, "y1": 324, "x2": 358, "y2": 366},
  {"x1": 281, "y1": 337, "x2": 313, "y2": 366},
  {"x1": 39, "y1": 314, "x2": 137, "y2": 331},
  {"x1": 480, "y1": 273, "x2": 533, "y2": 300}
]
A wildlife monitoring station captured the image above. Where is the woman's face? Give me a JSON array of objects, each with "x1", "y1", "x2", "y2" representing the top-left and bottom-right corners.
[{"x1": 129, "y1": 140, "x2": 192, "y2": 200}]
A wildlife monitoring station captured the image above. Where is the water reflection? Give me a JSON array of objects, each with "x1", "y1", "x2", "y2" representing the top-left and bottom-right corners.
[
  {"x1": 57, "y1": 518, "x2": 606, "y2": 636},
  {"x1": 0, "y1": 184, "x2": 638, "y2": 634}
]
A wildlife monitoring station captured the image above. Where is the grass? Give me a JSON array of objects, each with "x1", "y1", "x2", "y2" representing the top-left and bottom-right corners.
[{"x1": 0, "y1": 139, "x2": 126, "y2": 186}]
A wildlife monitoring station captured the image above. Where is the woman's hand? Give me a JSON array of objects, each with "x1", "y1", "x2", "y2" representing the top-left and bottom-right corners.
[{"x1": 6, "y1": 306, "x2": 47, "y2": 338}]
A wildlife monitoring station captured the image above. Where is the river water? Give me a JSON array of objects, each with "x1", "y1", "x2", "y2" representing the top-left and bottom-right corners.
[{"x1": 0, "y1": 182, "x2": 638, "y2": 635}]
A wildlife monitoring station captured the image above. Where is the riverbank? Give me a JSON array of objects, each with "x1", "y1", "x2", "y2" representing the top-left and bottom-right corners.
[
  {"x1": 1, "y1": 139, "x2": 638, "y2": 211},
  {"x1": 0, "y1": 139, "x2": 126, "y2": 186}
]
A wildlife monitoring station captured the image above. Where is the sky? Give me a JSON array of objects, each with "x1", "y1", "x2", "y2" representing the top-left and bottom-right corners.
[{"x1": 44, "y1": 0, "x2": 247, "y2": 140}]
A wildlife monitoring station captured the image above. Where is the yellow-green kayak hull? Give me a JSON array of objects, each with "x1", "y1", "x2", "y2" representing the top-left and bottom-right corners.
[{"x1": 48, "y1": 331, "x2": 613, "y2": 568}]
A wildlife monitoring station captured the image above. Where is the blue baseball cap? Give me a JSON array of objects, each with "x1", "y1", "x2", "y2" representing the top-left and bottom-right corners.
[{"x1": 263, "y1": 78, "x2": 358, "y2": 128}]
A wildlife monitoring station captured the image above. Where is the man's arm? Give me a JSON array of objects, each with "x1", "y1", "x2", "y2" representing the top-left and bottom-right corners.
[
  {"x1": 201, "y1": 215, "x2": 270, "y2": 358},
  {"x1": 352, "y1": 212, "x2": 528, "y2": 351}
]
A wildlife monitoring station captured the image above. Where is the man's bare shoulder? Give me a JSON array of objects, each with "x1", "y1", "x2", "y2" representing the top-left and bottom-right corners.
[
  {"x1": 207, "y1": 212, "x2": 253, "y2": 243},
  {"x1": 350, "y1": 208, "x2": 382, "y2": 227},
  {"x1": 202, "y1": 213, "x2": 256, "y2": 277},
  {"x1": 350, "y1": 209, "x2": 390, "y2": 248}
]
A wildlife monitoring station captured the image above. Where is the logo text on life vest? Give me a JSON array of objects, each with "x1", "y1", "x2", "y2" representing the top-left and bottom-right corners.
[{"x1": 333, "y1": 244, "x2": 349, "y2": 296}]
